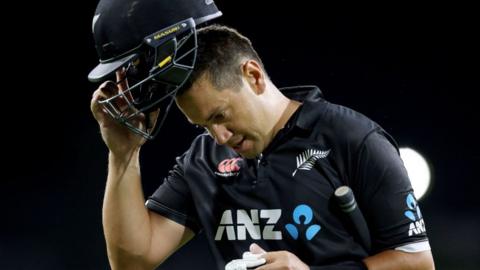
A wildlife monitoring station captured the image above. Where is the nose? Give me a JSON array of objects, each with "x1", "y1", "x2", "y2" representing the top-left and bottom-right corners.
[{"x1": 210, "y1": 124, "x2": 232, "y2": 145}]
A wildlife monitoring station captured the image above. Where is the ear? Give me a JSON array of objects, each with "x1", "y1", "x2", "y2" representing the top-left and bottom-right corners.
[{"x1": 241, "y1": 60, "x2": 266, "y2": 95}]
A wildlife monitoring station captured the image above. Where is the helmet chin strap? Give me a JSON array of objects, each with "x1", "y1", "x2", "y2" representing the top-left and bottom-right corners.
[{"x1": 146, "y1": 95, "x2": 176, "y2": 139}]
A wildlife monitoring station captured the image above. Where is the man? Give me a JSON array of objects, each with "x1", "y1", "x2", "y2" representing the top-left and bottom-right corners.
[{"x1": 89, "y1": 0, "x2": 435, "y2": 269}]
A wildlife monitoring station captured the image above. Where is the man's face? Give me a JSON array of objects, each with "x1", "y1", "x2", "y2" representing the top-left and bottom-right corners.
[{"x1": 176, "y1": 75, "x2": 270, "y2": 158}]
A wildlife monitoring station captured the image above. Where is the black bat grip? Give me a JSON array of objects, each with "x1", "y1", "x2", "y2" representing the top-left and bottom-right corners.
[{"x1": 334, "y1": 186, "x2": 371, "y2": 252}]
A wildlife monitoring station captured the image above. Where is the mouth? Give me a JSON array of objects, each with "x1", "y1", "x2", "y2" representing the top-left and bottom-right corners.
[{"x1": 231, "y1": 138, "x2": 245, "y2": 151}]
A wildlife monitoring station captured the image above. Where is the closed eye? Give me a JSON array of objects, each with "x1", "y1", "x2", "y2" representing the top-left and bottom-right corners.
[
  {"x1": 191, "y1": 109, "x2": 228, "y2": 130},
  {"x1": 213, "y1": 111, "x2": 227, "y2": 123}
]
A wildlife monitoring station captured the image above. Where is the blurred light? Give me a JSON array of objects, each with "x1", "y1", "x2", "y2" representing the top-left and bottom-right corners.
[{"x1": 399, "y1": 147, "x2": 431, "y2": 200}]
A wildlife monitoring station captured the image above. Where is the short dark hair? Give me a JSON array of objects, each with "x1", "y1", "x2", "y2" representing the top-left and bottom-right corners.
[{"x1": 176, "y1": 24, "x2": 265, "y2": 96}]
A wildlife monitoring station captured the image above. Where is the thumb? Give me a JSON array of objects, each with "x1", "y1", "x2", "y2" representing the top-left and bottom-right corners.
[{"x1": 249, "y1": 243, "x2": 266, "y2": 254}]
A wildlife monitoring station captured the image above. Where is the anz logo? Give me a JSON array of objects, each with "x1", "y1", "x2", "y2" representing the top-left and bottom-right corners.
[
  {"x1": 214, "y1": 204, "x2": 321, "y2": 241},
  {"x1": 404, "y1": 193, "x2": 426, "y2": 236},
  {"x1": 285, "y1": 205, "x2": 321, "y2": 240},
  {"x1": 215, "y1": 209, "x2": 282, "y2": 240}
]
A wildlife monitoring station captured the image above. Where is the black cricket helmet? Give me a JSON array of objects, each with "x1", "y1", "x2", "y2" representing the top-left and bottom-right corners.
[{"x1": 88, "y1": 0, "x2": 222, "y2": 139}]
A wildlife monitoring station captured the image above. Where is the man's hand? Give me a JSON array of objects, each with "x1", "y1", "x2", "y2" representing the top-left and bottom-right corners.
[
  {"x1": 90, "y1": 70, "x2": 148, "y2": 156},
  {"x1": 250, "y1": 243, "x2": 309, "y2": 270}
]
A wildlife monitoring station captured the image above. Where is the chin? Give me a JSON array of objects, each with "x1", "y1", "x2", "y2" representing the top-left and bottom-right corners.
[
  {"x1": 234, "y1": 141, "x2": 263, "y2": 159},
  {"x1": 240, "y1": 148, "x2": 262, "y2": 159},
  {"x1": 239, "y1": 152, "x2": 257, "y2": 159}
]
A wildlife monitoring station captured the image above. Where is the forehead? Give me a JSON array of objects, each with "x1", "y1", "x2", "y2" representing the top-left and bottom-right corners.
[{"x1": 175, "y1": 77, "x2": 229, "y2": 124}]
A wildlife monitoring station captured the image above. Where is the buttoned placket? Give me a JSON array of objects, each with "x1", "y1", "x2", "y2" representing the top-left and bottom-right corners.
[{"x1": 253, "y1": 153, "x2": 269, "y2": 188}]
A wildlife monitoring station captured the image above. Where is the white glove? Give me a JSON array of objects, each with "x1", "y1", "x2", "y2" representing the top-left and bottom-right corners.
[{"x1": 225, "y1": 251, "x2": 266, "y2": 270}]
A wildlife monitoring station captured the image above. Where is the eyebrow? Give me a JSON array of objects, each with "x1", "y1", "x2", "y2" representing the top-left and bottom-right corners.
[
  {"x1": 205, "y1": 107, "x2": 221, "y2": 123},
  {"x1": 190, "y1": 107, "x2": 221, "y2": 127}
]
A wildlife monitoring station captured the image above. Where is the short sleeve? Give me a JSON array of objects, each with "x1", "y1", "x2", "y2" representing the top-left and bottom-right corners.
[
  {"x1": 145, "y1": 152, "x2": 201, "y2": 233},
  {"x1": 352, "y1": 130, "x2": 429, "y2": 252}
]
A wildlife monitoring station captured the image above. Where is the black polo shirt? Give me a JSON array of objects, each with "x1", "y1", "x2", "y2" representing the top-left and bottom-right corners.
[{"x1": 146, "y1": 86, "x2": 429, "y2": 269}]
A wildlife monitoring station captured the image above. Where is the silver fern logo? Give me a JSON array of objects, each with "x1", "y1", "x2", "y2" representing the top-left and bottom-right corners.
[{"x1": 292, "y1": 149, "x2": 331, "y2": 176}]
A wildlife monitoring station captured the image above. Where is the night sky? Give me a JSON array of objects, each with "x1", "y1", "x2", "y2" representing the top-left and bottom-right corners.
[{"x1": 2, "y1": 1, "x2": 479, "y2": 269}]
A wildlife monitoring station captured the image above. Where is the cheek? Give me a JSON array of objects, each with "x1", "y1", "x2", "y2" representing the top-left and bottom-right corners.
[
  {"x1": 240, "y1": 112, "x2": 260, "y2": 133},
  {"x1": 231, "y1": 101, "x2": 262, "y2": 135}
]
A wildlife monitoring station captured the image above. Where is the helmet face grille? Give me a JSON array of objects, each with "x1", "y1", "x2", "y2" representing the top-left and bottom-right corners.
[
  {"x1": 98, "y1": 19, "x2": 198, "y2": 139},
  {"x1": 89, "y1": 0, "x2": 223, "y2": 139}
]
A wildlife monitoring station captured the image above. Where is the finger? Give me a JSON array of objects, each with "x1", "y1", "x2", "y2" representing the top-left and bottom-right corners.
[
  {"x1": 116, "y1": 68, "x2": 128, "y2": 91},
  {"x1": 97, "y1": 81, "x2": 118, "y2": 98},
  {"x1": 259, "y1": 251, "x2": 286, "y2": 264},
  {"x1": 127, "y1": 111, "x2": 147, "y2": 132},
  {"x1": 92, "y1": 81, "x2": 117, "y2": 112},
  {"x1": 97, "y1": 79, "x2": 132, "y2": 113},
  {"x1": 91, "y1": 89, "x2": 110, "y2": 122},
  {"x1": 115, "y1": 68, "x2": 135, "y2": 104},
  {"x1": 91, "y1": 81, "x2": 118, "y2": 120},
  {"x1": 146, "y1": 108, "x2": 160, "y2": 132},
  {"x1": 91, "y1": 85, "x2": 113, "y2": 109},
  {"x1": 254, "y1": 261, "x2": 281, "y2": 270},
  {"x1": 250, "y1": 243, "x2": 267, "y2": 255}
]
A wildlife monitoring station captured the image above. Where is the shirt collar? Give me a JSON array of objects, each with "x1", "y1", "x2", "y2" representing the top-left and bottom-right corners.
[{"x1": 280, "y1": 85, "x2": 325, "y2": 131}]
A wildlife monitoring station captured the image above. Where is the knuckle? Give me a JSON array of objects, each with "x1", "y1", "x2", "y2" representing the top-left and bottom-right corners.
[
  {"x1": 92, "y1": 91, "x2": 104, "y2": 103},
  {"x1": 99, "y1": 81, "x2": 118, "y2": 94}
]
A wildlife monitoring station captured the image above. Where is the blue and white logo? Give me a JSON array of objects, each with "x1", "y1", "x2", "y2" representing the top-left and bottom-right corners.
[
  {"x1": 404, "y1": 193, "x2": 426, "y2": 236},
  {"x1": 285, "y1": 204, "x2": 321, "y2": 240},
  {"x1": 404, "y1": 193, "x2": 422, "y2": 221}
]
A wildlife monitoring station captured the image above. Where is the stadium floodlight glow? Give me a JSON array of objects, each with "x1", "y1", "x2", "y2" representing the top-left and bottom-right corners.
[{"x1": 399, "y1": 147, "x2": 432, "y2": 200}]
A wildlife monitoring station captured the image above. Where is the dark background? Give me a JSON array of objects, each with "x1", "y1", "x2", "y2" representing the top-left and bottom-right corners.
[{"x1": 2, "y1": 1, "x2": 479, "y2": 269}]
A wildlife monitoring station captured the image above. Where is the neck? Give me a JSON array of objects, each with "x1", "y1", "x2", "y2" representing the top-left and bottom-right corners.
[{"x1": 269, "y1": 91, "x2": 301, "y2": 141}]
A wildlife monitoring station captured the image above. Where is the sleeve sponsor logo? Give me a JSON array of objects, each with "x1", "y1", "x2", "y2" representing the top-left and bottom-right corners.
[{"x1": 404, "y1": 193, "x2": 426, "y2": 236}]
